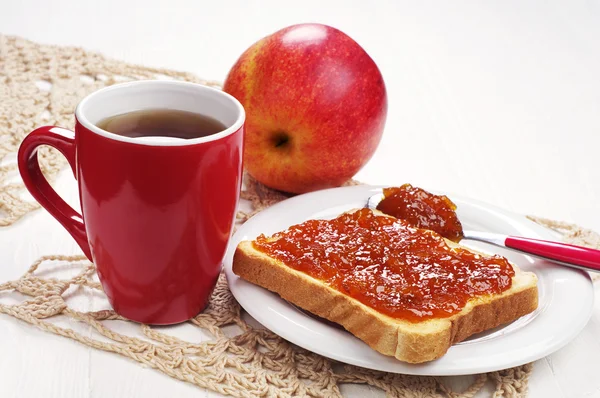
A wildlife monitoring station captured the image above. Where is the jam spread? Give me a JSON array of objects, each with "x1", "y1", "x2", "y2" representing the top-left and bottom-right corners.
[
  {"x1": 253, "y1": 208, "x2": 514, "y2": 322},
  {"x1": 377, "y1": 184, "x2": 464, "y2": 242}
]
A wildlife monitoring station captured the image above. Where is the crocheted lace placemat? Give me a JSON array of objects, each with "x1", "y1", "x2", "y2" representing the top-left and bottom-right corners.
[{"x1": 1, "y1": 35, "x2": 598, "y2": 398}]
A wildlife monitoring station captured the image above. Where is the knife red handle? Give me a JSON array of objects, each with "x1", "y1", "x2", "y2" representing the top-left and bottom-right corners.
[{"x1": 505, "y1": 236, "x2": 600, "y2": 272}]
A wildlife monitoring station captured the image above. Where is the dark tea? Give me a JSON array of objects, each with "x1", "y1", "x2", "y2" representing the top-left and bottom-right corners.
[{"x1": 97, "y1": 109, "x2": 227, "y2": 139}]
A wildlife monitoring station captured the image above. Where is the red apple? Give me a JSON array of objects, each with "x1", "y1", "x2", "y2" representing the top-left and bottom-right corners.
[{"x1": 223, "y1": 23, "x2": 387, "y2": 193}]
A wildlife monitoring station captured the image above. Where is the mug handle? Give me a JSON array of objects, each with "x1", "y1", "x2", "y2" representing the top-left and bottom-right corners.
[{"x1": 17, "y1": 126, "x2": 92, "y2": 260}]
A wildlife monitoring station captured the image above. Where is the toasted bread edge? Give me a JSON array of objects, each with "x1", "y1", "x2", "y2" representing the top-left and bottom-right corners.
[{"x1": 232, "y1": 240, "x2": 538, "y2": 364}]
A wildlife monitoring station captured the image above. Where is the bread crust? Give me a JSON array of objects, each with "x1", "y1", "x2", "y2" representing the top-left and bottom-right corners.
[{"x1": 233, "y1": 239, "x2": 538, "y2": 364}]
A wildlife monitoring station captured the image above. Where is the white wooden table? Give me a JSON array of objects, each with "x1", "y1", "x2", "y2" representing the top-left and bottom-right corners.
[{"x1": 2, "y1": 1, "x2": 600, "y2": 397}]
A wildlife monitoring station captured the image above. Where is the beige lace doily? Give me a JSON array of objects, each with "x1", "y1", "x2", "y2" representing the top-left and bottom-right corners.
[{"x1": 1, "y1": 35, "x2": 598, "y2": 398}]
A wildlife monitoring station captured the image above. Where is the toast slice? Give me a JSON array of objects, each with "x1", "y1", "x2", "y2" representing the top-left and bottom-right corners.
[{"x1": 233, "y1": 210, "x2": 538, "y2": 363}]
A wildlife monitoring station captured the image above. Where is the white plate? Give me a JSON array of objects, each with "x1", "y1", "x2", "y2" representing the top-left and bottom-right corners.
[{"x1": 224, "y1": 185, "x2": 594, "y2": 376}]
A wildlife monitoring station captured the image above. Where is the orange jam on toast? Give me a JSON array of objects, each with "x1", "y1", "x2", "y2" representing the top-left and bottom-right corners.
[
  {"x1": 377, "y1": 184, "x2": 464, "y2": 242},
  {"x1": 253, "y1": 209, "x2": 514, "y2": 322}
]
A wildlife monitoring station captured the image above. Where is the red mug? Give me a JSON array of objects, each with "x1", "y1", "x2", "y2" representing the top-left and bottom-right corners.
[{"x1": 18, "y1": 81, "x2": 245, "y2": 324}]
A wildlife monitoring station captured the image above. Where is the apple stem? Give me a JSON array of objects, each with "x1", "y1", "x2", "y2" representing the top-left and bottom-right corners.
[{"x1": 272, "y1": 132, "x2": 290, "y2": 148}]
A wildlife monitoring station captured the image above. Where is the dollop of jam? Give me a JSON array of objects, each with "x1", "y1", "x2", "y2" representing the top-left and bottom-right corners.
[
  {"x1": 253, "y1": 209, "x2": 514, "y2": 322},
  {"x1": 376, "y1": 184, "x2": 464, "y2": 242}
]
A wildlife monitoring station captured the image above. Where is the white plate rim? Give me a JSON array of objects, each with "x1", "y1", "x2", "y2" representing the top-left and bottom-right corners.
[{"x1": 224, "y1": 185, "x2": 594, "y2": 376}]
